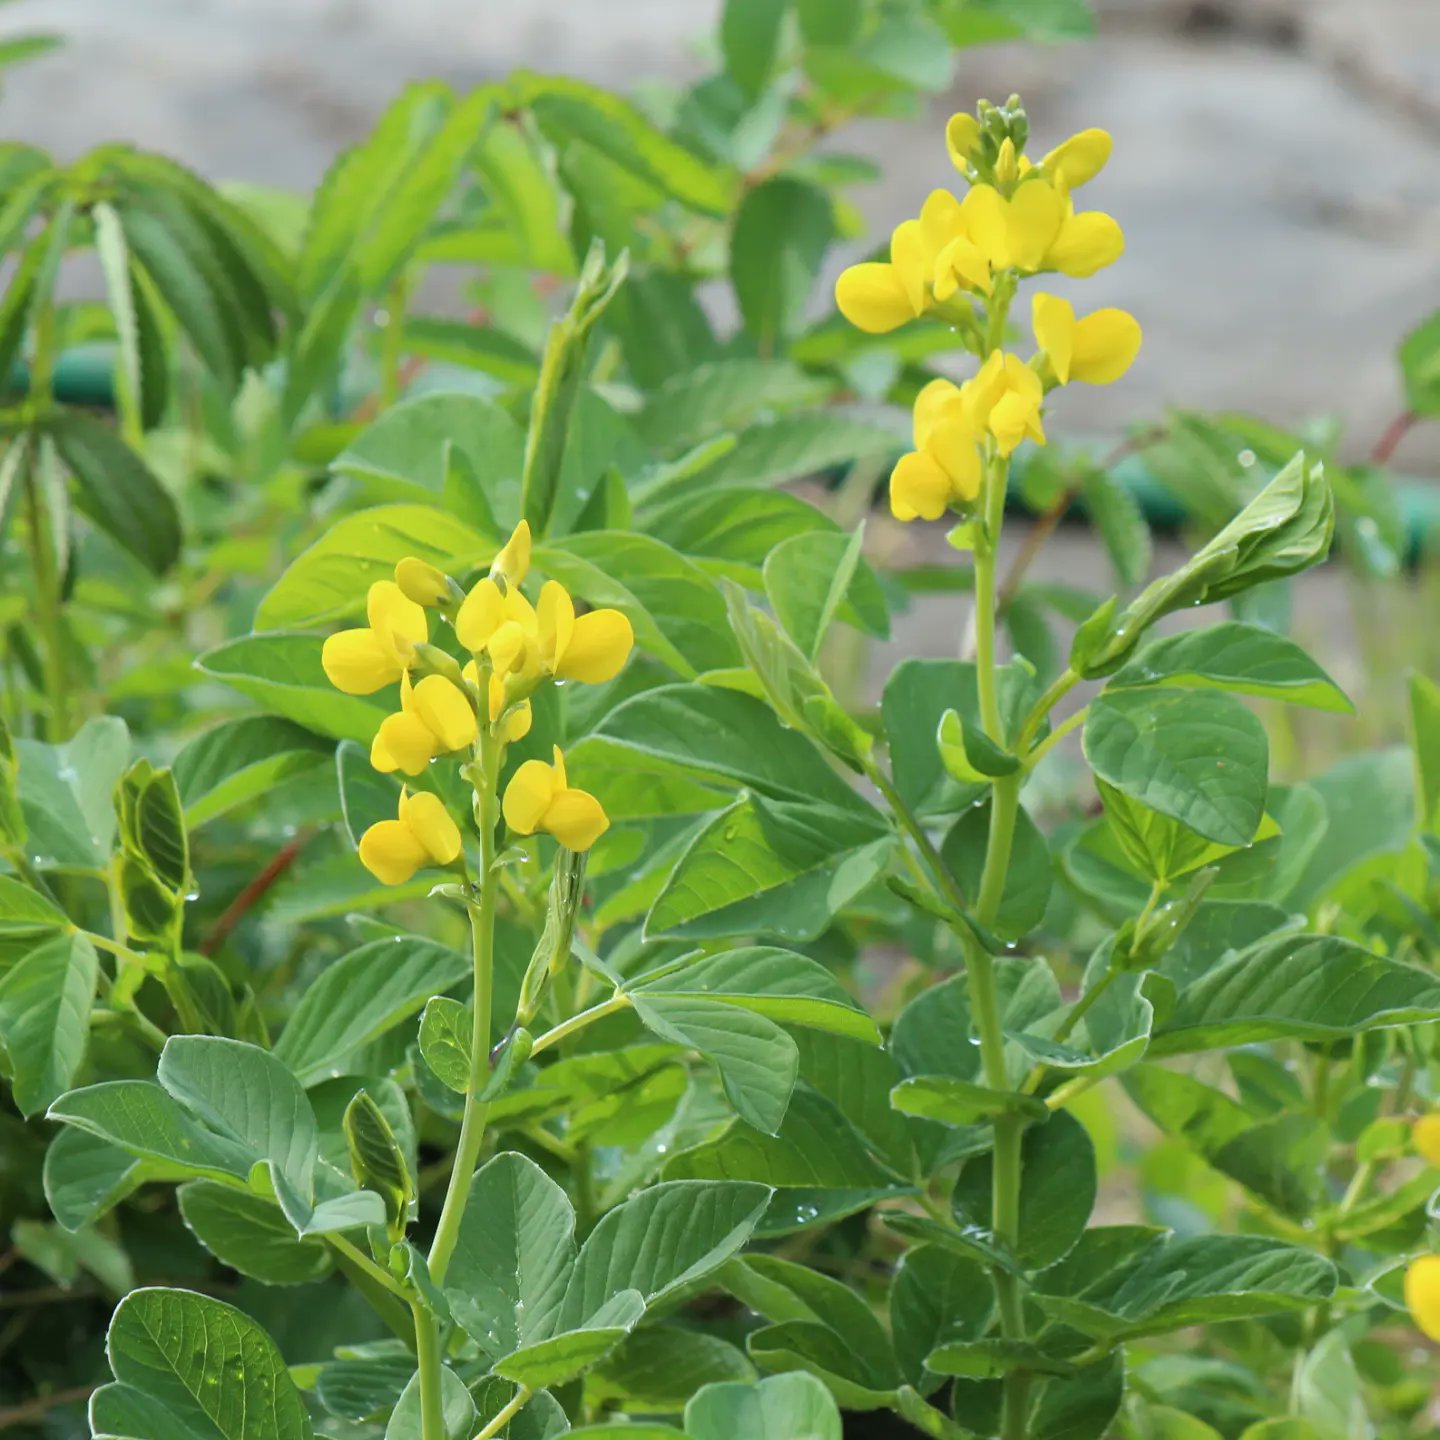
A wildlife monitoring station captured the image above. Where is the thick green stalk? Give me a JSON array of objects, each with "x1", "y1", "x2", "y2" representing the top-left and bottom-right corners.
[
  {"x1": 412, "y1": 1300, "x2": 447, "y2": 1440},
  {"x1": 23, "y1": 462, "x2": 68, "y2": 742}
]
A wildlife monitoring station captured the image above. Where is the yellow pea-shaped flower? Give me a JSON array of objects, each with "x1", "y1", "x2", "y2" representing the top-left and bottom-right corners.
[
  {"x1": 888, "y1": 378, "x2": 983, "y2": 524},
  {"x1": 359, "y1": 789, "x2": 462, "y2": 886},
  {"x1": 394, "y1": 556, "x2": 452, "y2": 608},
  {"x1": 491, "y1": 519, "x2": 532, "y2": 588},
  {"x1": 1041, "y1": 127, "x2": 1112, "y2": 189},
  {"x1": 967, "y1": 351, "x2": 1047, "y2": 456},
  {"x1": 371, "y1": 673, "x2": 477, "y2": 777},
  {"x1": 1032, "y1": 293, "x2": 1142, "y2": 387},
  {"x1": 1413, "y1": 1114, "x2": 1440, "y2": 1166},
  {"x1": 536, "y1": 581, "x2": 635, "y2": 684},
  {"x1": 321, "y1": 581, "x2": 428, "y2": 695},
  {"x1": 462, "y1": 661, "x2": 533, "y2": 742},
  {"x1": 502, "y1": 746, "x2": 609, "y2": 853},
  {"x1": 1406, "y1": 1255, "x2": 1440, "y2": 1342}
]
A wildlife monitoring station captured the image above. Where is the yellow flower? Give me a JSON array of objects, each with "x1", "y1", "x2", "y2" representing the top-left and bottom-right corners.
[
  {"x1": 946, "y1": 112, "x2": 981, "y2": 172},
  {"x1": 1040, "y1": 128, "x2": 1112, "y2": 189},
  {"x1": 455, "y1": 579, "x2": 540, "y2": 679},
  {"x1": 1414, "y1": 1114, "x2": 1440, "y2": 1166},
  {"x1": 889, "y1": 378, "x2": 984, "y2": 523},
  {"x1": 535, "y1": 582, "x2": 635, "y2": 683},
  {"x1": 359, "y1": 788, "x2": 462, "y2": 886},
  {"x1": 371, "y1": 673, "x2": 478, "y2": 777},
  {"x1": 1405, "y1": 1254, "x2": 1440, "y2": 1342},
  {"x1": 834, "y1": 216, "x2": 932, "y2": 335},
  {"x1": 321, "y1": 581, "x2": 427, "y2": 695},
  {"x1": 461, "y1": 661, "x2": 533, "y2": 742},
  {"x1": 967, "y1": 350, "x2": 1046, "y2": 456},
  {"x1": 963, "y1": 178, "x2": 1123, "y2": 279},
  {"x1": 1032, "y1": 293, "x2": 1142, "y2": 386},
  {"x1": 394, "y1": 557, "x2": 452, "y2": 608},
  {"x1": 502, "y1": 745, "x2": 609, "y2": 852},
  {"x1": 491, "y1": 519, "x2": 531, "y2": 588}
]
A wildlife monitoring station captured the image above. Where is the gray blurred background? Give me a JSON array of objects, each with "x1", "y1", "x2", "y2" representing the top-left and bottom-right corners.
[{"x1": 2, "y1": 0, "x2": 1436, "y2": 721}]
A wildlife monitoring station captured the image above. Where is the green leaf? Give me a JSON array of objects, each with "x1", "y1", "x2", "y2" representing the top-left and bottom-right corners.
[
  {"x1": 890, "y1": 1076, "x2": 1047, "y2": 1127},
  {"x1": 636, "y1": 946, "x2": 880, "y2": 1046},
  {"x1": 685, "y1": 1372, "x2": 841, "y2": 1440},
  {"x1": 1029, "y1": 1356, "x2": 1125, "y2": 1440},
  {"x1": 890, "y1": 1245, "x2": 993, "y2": 1390},
  {"x1": 635, "y1": 362, "x2": 827, "y2": 456},
  {"x1": 495, "y1": 1301, "x2": 644, "y2": 1390},
  {"x1": 1151, "y1": 932, "x2": 1440, "y2": 1054},
  {"x1": 630, "y1": 991, "x2": 797, "y2": 1134},
  {"x1": 384, "y1": 1365, "x2": 476, "y2": 1440},
  {"x1": 157, "y1": 1036, "x2": 317, "y2": 1197},
  {"x1": 343, "y1": 1089, "x2": 413, "y2": 1238},
  {"x1": 274, "y1": 937, "x2": 470, "y2": 1085},
  {"x1": 1033, "y1": 1233, "x2": 1336, "y2": 1343},
  {"x1": 1084, "y1": 688, "x2": 1269, "y2": 847},
  {"x1": 445, "y1": 1152, "x2": 576, "y2": 1357},
  {"x1": 417, "y1": 996, "x2": 472, "y2": 1094},
  {"x1": 925, "y1": 1340, "x2": 1074, "y2": 1380},
  {"x1": 730, "y1": 178, "x2": 833, "y2": 351},
  {"x1": 763, "y1": 524, "x2": 885, "y2": 659},
  {"x1": 646, "y1": 793, "x2": 890, "y2": 942},
  {"x1": 15, "y1": 716, "x2": 129, "y2": 870},
  {"x1": 0, "y1": 931, "x2": 96, "y2": 1116},
  {"x1": 558, "y1": 1179, "x2": 772, "y2": 1328},
  {"x1": 259, "y1": 504, "x2": 494, "y2": 629},
  {"x1": 1109, "y1": 623, "x2": 1350, "y2": 712},
  {"x1": 696, "y1": 412, "x2": 900, "y2": 490},
  {"x1": 592, "y1": 1327, "x2": 756, "y2": 1413},
  {"x1": 173, "y1": 716, "x2": 331, "y2": 828},
  {"x1": 942, "y1": 799, "x2": 1051, "y2": 941},
  {"x1": 43, "y1": 1128, "x2": 148, "y2": 1232},
  {"x1": 798, "y1": 0, "x2": 861, "y2": 44},
  {"x1": 196, "y1": 633, "x2": 389, "y2": 745},
  {"x1": 1399, "y1": 309, "x2": 1440, "y2": 417},
  {"x1": 177, "y1": 1180, "x2": 332, "y2": 1285},
  {"x1": 101, "y1": 1287, "x2": 314, "y2": 1439},
  {"x1": 1412, "y1": 670, "x2": 1440, "y2": 830},
  {"x1": 721, "y1": 0, "x2": 790, "y2": 97},
  {"x1": 0, "y1": 875, "x2": 67, "y2": 940},
  {"x1": 93, "y1": 200, "x2": 166, "y2": 432},
  {"x1": 1081, "y1": 465, "x2": 1151, "y2": 588},
  {"x1": 952, "y1": 1111, "x2": 1095, "y2": 1269}
]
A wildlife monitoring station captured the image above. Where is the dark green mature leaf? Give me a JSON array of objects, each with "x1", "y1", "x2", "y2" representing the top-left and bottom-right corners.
[
  {"x1": 178, "y1": 1181, "x2": 332, "y2": 1285},
  {"x1": 890, "y1": 1245, "x2": 993, "y2": 1391},
  {"x1": 100, "y1": 1288, "x2": 313, "y2": 1438},
  {"x1": 1084, "y1": 688, "x2": 1268, "y2": 847},
  {"x1": 952, "y1": 1111, "x2": 1096, "y2": 1269},
  {"x1": 1151, "y1": 933, "x2": 1440, "y2": 1054},
  {"x1": 0, "y1": 196, "x2": 71, "y2": 386},
  {"x1": 730, "y1": 178, "x2": 833, "y2": 352},
  {"x1": 684, "y1": 1372, "x2": 842, "y2": 1440},
  {"x1": 696, "y1": 412, "x2": 900, "y2": 490},
  {"x1": 16, "y1": 716, "x2": 129, "y2": 871},
  {"x1": 0, "y1": 932, "x2": 96, "y2": 1116},
  {"x1": 344, "y1": 1089, "x2": 413, "y2": 1237},
  {"x1": 446, "y1": 1152, "x2": 576, "y2": 1357},
  {"x1": 557, "y1": 1180, "x2": 771, "y2": 1328},
  {"x1": 273, "y1": 937, "x2": 469, "y2": 1085},
  {"x1": 495, "y1": 1296, "x2": 644, "y2": 1389},
  {"x1": 386, "y1": 1368, "x2": 477, "y2": 1440},
  {"x1": 591, "y1": 1327, "x2": 755, "y2": 1413},
  {"x1": 721, "y1": 0, "x2": 791, "y2": 97},
  {"x1": 43, "y1": 1128, "x2": 150, "y2": 1232},
  {"x1": 173, "y1": 716, "x2": 331, "y2": 828},
  {"x1": 1030, "y1": 1355, "x2": 1126, "y2": 1440},
  {"x1": 943, "y1": 799, "x2": 1051, "y2": 940},
  {"x1": 635, "y1": 362, "x2": 827, "y2": 456},
  {"x1": 763, "y1": 525, "x2": 887, "y2": 658},
  {"x1": 630, "y1": 991, "x2": 797, "y2": 1134},
  {"x1": 1110, "y1": 623, "x2": 1350, "y2": 712},
  {"x1": 196, "y1": 633, "x2": 389, "y2": 745}
]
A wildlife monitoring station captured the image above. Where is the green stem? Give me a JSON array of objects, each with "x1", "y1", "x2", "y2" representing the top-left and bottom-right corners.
[
  {"x1": 23, "y1": 462, "x2": 68, "y2": 742},
  {"x1": 1016, "y1": 668, "x2": 1079, "y2": 755},
  {"x1": 528, "y1": 993, "x2": 631, "y2": 1058},
  {"x1": 328, "y1": 1234, "x2": 411, "y2": 1301},
  {"x1": 473, "y1": 1386, "x2": 533, "y2": 1440},
  {"x1": 1022, "y1": 706, "x2": 1088, "y2": 772},
  {"x1": 412, "y1": 1301, "x2": 447, "y2": 1440},
  {"x1": 379, "y1": 269, "x2": 412, "y2": 409},
  {"x1": 972, "y1": 453, "x2": 1008, "y2": 739}
]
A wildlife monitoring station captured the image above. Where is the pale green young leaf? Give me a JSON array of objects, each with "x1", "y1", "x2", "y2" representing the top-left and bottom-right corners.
[
  {"x1": 43, "y1": 1128, "x2": 151, "y2": 1232},
  {"x1": 696, "y1": 412, "x2": 901, "y2": 490},
  {"x1": 494, "y1": 1300, "x2": 644, "y2": 1390},
  {"x1": 0, "y1": 931, "x2": 96, "y2": 1115},
  {"x1": 15, "y1": 716, "x2": 129, "y2": 871},
  {"x1": 635, "y1": 362, "x2": 827, "y2": 456}
]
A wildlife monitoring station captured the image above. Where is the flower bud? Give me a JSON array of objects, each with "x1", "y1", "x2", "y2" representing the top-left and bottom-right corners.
[
  {"x1": 490, "y1": 520, "x2": 532, "y2": 591},
  {"x1": 395, "y1": 557, "x2": 455, "y2": 608}
]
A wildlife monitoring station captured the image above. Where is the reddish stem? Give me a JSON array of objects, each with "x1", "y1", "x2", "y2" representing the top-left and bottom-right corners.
[
  {"x1": 198, "y1": 833, "x2": 312, "y2": 956},
  {"x1": 1370, "y1": 410, "x2": 1416, "y2": 466}
]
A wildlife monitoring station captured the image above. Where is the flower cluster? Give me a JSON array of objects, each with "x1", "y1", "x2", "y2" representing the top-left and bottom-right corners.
[
  {"x1": 835, "y1": 99, "x2": 1142, "y2": 525},
  {"x1": 320, "y1": 521, "x2": 634, "y2": 884}
]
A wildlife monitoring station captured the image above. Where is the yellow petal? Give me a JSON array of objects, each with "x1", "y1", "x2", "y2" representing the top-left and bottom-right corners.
[
  {"x1": 486, "y1": 672, "x2": 507, "y2": 723},
  {"x1": 945, "y1": 112, "x2": 980, "y2": 171},
  {"x1": 960, "y1": 184, "x2": 1008, "y2": 267},
  {"x1": 409, "y1": 675, "x2": 477, "y2": 753},
  {"x1": 556, "y1": 610, "x2": 634, "y2": 684},
  {"x1": 933, "y1": 234, "x2": 991, "y2": 300},
  {"x1": 322, "y1": 628, "x2": 403, "y2": 695},
  {"x1": 1415, "y1": 1115, "x2": 1440, "y2": 1167},
  {"x1": 503, "y1": 759, "x2": 559, "y2": 835},
  {"x1": 928, "y1": 420, "x2": 982, "y2": 502},
  {"x1": 504, "y1": 701, "x2": 533, "y2": 742},
  {"x1": 1070, "y1": 308, "x2": 1143, "y2": 385},
  {"x1": 889, "y1": 219, "x2": 929, "y2": 316},
  {"x1": 456, "y1": 577, "x2": 504, "y2": 652},
  {"x1": 1046, "y1": 211, "x2": 1124, "y2": 278},
  {"x1": 537, "y1": 581, "x2": 576, "y2": 673},
  {"x1": 889, "y1": 452, "x2": 952, "y2": 523},
  {"x1": 1006, "y1": 180, "x2": 1065, "y2": 271},
  {"x1": 995, "y1": 137, "x2": 1019, "y2": 187},
  {"x1": 551, "y1": 745, "x2": 568, "y2": 789},
  {"x1": 366, "y1": 580, "x2": 427, "y2": 659},
  {"x1": 394, "y1": 556, "x2": 450, "y2": 608},
  {"x1": 399, "y1": 790, "x2": 462, "y2": 865},
  {"x1": 1406, "y1": 1255, "x2": 1440, "y2": 1342},
  {"x1": 371, "y1": 712, "x2": 438, "y2": 776},
  {"x1": 835, "y1": 262, "x2": 915, "y2": 335},
  {"x1": 543, "y1": 788, "x2": 610, "y2": 852},
  {"x1": 491, "y1": 519, "x2": 532, "y2": 587},
  {"x1": 917, "y1": 189, "x2": 965, "y2": 258},
  {"x1": 488, "y1": 620, "x2": 530, "y2": 678},
  {"x1": 1042, "y1": 128, "x2": 1112, "y2": 190},
  {"x1": 359, "y1": 820, "x2": 429, "y2": 886},
  {"x1": 913, "y1": 377, "x2": 962, "y2": 449},
  {"x1": 1032, "y1": 292, "x2": 1076, "y2": 385}
]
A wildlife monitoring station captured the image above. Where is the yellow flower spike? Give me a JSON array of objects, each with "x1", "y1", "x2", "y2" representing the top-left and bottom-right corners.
[
  {"x1": 1405, "y1": 1255, "x2": 1440, "y2": 1342},
  {"x1": 321, "y1": 581, "x2": 428, "y2": 695},
  {"x1": 490, "y1": 519, "x2": 532, "y2": 588},
  {"x1": 1414, "y1": 1114, "x2": 1440, "y2": 1166},
  {"x1": 1041, "y1": 128, "x2": 1113, "y2": 189},
  {"x1": 394, "y1": 556, "x2": 451, "y2": 608},
  {"x1": 358, "y1": 787, "x2": 462, "y2": 886},
  {"x1": 455, "y1": 578, "x2": 505, "y2": 653},
  {"x1": 502, "y1": 746, "x2": 609, "y2": 852},
  {"x1": 946, "y1": 112, "x2": 981, "y2": 171},
  {"x1": 1032, "y1": 293, "x2": 1143, "y2": 387}
]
